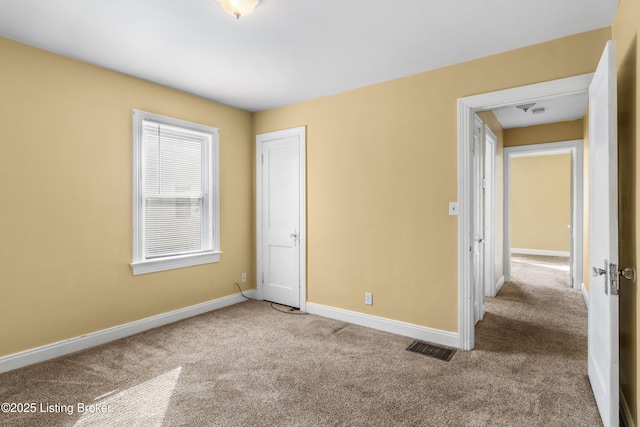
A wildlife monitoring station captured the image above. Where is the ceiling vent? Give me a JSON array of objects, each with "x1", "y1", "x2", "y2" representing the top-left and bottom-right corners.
[{"x1": 515, "y1": 103, "x2": 536, "y2": 113}]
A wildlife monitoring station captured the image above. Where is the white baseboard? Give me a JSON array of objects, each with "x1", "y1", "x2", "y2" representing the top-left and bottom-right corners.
[
  {"x1": 621, "y1": 389, "x2": 636, "y2": 427},
  {"x1": 305, "y1": 302, "x2": 459, "y2": 348},
  {"x1": 511, "y1": 248, "x2": 570, "y2": 257},
  {"x1": 485, "y1": 275, "x2": 505, "y2": 298},
  {"x1": 0, "y1": 290, "x2": 256, "y2": 374},
  {"x1": 581, "y1": 282, "x2": 589, "y2": 308}
]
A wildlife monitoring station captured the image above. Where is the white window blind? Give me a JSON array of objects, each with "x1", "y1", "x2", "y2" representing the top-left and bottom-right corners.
[{"x1": 131, "y1": 110, "x2": 220, "y2": 275}]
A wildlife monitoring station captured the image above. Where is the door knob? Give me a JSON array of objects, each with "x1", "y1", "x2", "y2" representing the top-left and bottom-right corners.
[{"x1": 592, "y1": 267, "x2": 606, "y2": 277}]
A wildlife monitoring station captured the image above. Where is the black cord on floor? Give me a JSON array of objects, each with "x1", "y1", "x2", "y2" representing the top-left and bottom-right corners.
[
  {"x1": 235, "y1": 282, "x2": 306, "y2": 315},
  {"x1": 235, "y1": 282, "x2": 252, "y2": 300},
  {"x1": 270, "y1": 303, "x2": 308, "y2": 315}
]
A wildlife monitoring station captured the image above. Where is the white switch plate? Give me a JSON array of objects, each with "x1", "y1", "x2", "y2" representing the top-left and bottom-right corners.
[
  {"x1": 449, "y1": 202, "x2": 459, "y2": 216},
  {"x1": 365, "y1": 292, "x2": 373, "y2": 305}
]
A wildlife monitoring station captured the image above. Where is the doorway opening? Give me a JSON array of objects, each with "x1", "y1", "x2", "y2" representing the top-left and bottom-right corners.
[
  {"x1": 457, "y1": 73, "x2": 593, "y2": 350},
  {"x1": 503, "y1": 140, "x2": 584, "y2": 293}
]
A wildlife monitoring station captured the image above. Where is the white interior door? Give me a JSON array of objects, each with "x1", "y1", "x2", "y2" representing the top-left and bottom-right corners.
[
  {"x1": 587, "y1": 40, "x2": 619, "y2": 427},
  {"x1": 484, "y1": 127, "x2": 497, "y2": 297},
  {"x1": 473, "y1": 116, "x2": 485, "y2": 323},
  {"x1": 257, "y1": 127, "x2": 306, "y2": 309}
]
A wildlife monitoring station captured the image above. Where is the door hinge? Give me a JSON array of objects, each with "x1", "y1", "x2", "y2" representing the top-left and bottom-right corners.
[
  {"x1": 262, "y1": 272, "x2": 264, "y2": 284},
  {"x1": 609, "y1": 263, "x2": 619, "y2": 296},
  {"x1": 261, "y1": 154, "x2": 264, "y2": 165}
]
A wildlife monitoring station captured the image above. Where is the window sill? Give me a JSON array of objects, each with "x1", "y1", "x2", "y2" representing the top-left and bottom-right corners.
[{"x1": 131, "y1": 251, "x2": 221, "y2": 275}]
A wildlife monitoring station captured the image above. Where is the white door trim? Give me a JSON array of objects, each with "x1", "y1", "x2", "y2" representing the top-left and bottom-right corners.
[
  {"x1": 256, "y1": 127, "x2": 307, "y2": 311},
  {"x1": 503, "y1": 140, "x2": 584, "y2": 289},
  {"x1": 457, "y1": 73, "x2": 593, "y2": 350},
  {"x1": 472, "y1": 116, "x2": 485, "y2": 323}
]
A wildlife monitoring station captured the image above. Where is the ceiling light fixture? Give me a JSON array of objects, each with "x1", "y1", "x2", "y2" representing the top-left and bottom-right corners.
[
  {"x1": 515, "y1": 103, "x2": 536, "y2": 113},
  {"x1": 218, "y1": 0, "x2": 261, "y2": 19}
]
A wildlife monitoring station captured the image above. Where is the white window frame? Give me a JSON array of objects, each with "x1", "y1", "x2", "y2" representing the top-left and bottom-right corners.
[{"x1": 130, "y1": 110, "x2": 220, "y2": 275}]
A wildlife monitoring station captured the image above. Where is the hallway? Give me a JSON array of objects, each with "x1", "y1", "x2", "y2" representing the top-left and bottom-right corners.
[{"x1": 475, "y1": 254, "x2": 601, "y2": 425}]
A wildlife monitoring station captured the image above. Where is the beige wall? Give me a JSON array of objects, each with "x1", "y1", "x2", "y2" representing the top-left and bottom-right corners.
[
  {"x1": 254, "y1": 28, "x2": 611, "y2": 333},
  {"x1": 0, "y1": 37, "x2": 254, "y2": 357},
  {"x1": 504, "y1": 120, "x2": 583, "y2": 147},
  {"x1": 613, "y1": 0, "x2": 640, "y2": 423},
  {"x1": 477, "y1": 111, "x2": 505, "y2": 281},
  {"x1": 510, "y1": 154, "x2": 571, "y2": 253}
]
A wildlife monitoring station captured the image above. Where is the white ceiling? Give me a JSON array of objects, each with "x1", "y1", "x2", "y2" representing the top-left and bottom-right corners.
[
  {"x1": 0, "y1": 0, "x2": 618, "y2": 112},
  {"x1": 493, "y1": 93, "x2": 589, "y2": 129}
]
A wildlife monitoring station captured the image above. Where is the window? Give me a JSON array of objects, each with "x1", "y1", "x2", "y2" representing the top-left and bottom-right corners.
[{"x1": 131, "y1": 110, "x2": 220, "y2": 275}]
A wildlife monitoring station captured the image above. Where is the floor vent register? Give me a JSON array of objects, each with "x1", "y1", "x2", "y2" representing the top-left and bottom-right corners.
[{"x1": 406, "y1": 340, "x2": 456, "y2": 362}]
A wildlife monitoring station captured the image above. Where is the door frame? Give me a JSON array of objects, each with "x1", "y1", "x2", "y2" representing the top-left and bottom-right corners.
[
  {"x1": 256, "y1": 126, "x2": 307, "y2": 311},
  {"x1": 472, "y1": 116, "x2": 485, "y2": 323},
  {"x1": 457, "y1": 73, "x2": 593, "y2": 350},
  {"x1": 503, "y1": 140, "x2": 584, "y2": 290}
]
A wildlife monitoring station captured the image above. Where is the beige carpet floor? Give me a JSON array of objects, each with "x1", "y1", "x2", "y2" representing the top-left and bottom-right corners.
[{"x1": 0, "y1": 255, "x2": 602, "y2": 426}]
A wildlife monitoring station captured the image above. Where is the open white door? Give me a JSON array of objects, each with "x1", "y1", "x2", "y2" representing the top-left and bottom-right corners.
[
  {"x1": 484, "y1": 126, "x2": 497, "y2": 297},
  {"x1": 588, "y1": 40, "x2": 618, "y2": 427},
  {"x1": 256, "y1": 127, "x2": 306, "y2": 309}
]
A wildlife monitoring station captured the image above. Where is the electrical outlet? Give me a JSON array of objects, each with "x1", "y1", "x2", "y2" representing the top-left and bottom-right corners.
[
  {"x1": 365, "y1": 292, "x2": 373, "y2": 305},
  {"x1": 241, "y1": 272, "x2": 247, "y2": 283}
]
